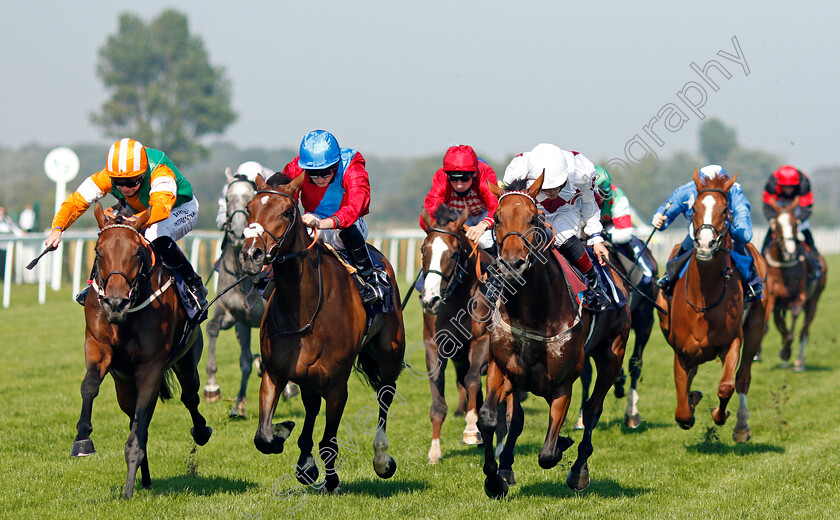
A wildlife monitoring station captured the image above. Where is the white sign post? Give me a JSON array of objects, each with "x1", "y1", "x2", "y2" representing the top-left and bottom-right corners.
[{"x1": 44, "y1": 147, "x2": 80, "y2": 292}]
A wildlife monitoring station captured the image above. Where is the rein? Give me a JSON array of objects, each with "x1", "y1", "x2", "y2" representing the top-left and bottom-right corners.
[
  {"x1": 424, "y1": 226, "x2": 470, "y2": 302},
  {"x1": 682, "y1": 251, "x2": 733, "y2": 312},
  {"x1": 93, "y1": 223, "x2": 158, "y2": 309}
]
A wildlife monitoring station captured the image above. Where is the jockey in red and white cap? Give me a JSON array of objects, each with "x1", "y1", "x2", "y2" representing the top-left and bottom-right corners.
[{"x1": 419, "y1": 145, "x2": 499, "y2": 250}]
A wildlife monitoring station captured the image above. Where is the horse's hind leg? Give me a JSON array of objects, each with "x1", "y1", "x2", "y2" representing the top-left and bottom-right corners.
[
  {"x1": 775, "y1": 307, "x2": 793, "y2": 363},
  {"x1": 115, "y1": 375, "x2": 150, "y2": 488},
  {"x1": 478, "y1": 360, "x2": 513, "y2": 499},
  {"x1": 372, "y1": 383, "x2": 400, "y2": 480},
  {"x1": 72, "y1": 339, "x2": 110, "y2": 457},
  {"x1": 230, "y1": 322, "x2": 253, "y2": 418},
  {"x1": 173, "y1": 334, "x2": 213, "y2": 446},
  {"x1": 733, "y1": 302, "x2": 766, "y2": 442},
  {"x1": 795, "y1": 291, "x2": 822, "y2": 372},
  {"x1": 121, "y1": 366, "x2": 164, "y2": 499},
  {"x1": 575, "y1": 356, "x2": 592, "y2": 430},
  {"x1": 711, "y1": 336, "x2": 741, "y2": 426},
  {"x1": 202, "y1": 306, "x2": 226, "y2": 402},
  {"x1": 626, "y1": 305, "x2": 654, "y2": 429},
  {"x1": 319, "y1": 386, "x2": 349, "y2": 493},
  {"x1": 295, "y1": 386, "x2": 322, "y2": 486}
]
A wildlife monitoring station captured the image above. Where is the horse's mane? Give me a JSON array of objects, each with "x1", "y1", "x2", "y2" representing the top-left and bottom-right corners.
[
  {"x1": 433, "y1": 204, "x2": 461, "y2": 225},
  {"x1": 266, "y1": 173, "x2": 292, "y2": 187},
  {"x1": 504, "y1": 178, "x2": 529, "y2": 192}
]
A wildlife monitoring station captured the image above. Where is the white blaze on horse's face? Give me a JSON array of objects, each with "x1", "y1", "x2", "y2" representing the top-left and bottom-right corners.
[
  {"x1": 260, "y1": 195, "x2": 270, "y2": 205},
  {"x1": 777, "y1": 212, "x2": 797, "y2": 255},
  {"x1": 695, "y1": 194, "x2": 718, "y2": 258},
  {"x1": 421, "y1": 236, "x2": 449, "y2": 310}
]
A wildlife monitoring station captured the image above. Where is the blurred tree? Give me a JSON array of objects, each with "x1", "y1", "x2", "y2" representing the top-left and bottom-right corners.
[
  {"x1": 91, "y1": 10, "x2": 236, "y2": 166},
  {"x1": 699, "y1": 118, "x2": 737, "y2": 165}
]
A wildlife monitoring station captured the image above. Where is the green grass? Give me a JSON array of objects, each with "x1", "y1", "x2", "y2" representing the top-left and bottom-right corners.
[{"x1": 2, "y1": 257, "x2": 839, "y2": 519}]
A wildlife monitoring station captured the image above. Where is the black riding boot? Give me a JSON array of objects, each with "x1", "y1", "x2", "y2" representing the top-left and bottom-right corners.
[
  {"x1": 75, "y1": 285, "x2": 90, "y2": 306},
  {"x1": 152, "y1": 236, "x2": 208, "y2": 309},
  {"x1": 583, "y1": 267, "x2": 610, "y2": 312},
  {"x1": 656, "y1": 246, "x2": 692, "y2": 296},
  {"x1": 802, "y1": 229, "x2": 822, "y2": 278},
  {"x1": 347, "y1": 246, "x2": 384, "y2": 305}
]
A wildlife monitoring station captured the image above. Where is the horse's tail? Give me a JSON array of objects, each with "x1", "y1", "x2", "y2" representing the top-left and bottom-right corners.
[{"x1": 159, "y1": 368, "x2": 179, "y2": 402}]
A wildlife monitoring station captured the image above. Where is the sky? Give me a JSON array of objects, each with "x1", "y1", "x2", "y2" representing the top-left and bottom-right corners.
[{"x1": 2, "y1": 1, "x2": 839, "y2": 173}]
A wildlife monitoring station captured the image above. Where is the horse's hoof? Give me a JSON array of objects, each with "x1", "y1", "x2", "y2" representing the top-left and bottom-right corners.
[
  {"x1": 71, "y1": 439, "x2": 95, "y2": 457},
  {"x1": 624, "y1": 413, "x2": 641, "y2": 429},
  {"x1": 253, "y1": 355, "x2": 264, "y2": 378},
  {"x1": 296, "y1": 456, "x2": 319, "y2": 486},
  {"x1": 566, "y1": 464, "x2": 591, "y2": 492},
  {"x1": 484, "y1": 473, "x2": 509, "y2": 499},
  {"x1": 613, "y1": 381, "x2": 626, "y2": 399},
  {"x1": 190, "y1": 426, "x2": 213, "y2": 446},
  {"x1": 462, "y1": 430, "x2": 483, "y2": 445},
  {"x1": 688, "y1": 391, "x2": 703, "y2": 409},
  {"x1": 203, "y1": 387, "x2": 221, "y2": 403},
  {"x1": 374, "y1": 456, "x2": 397, "y2": 479},
  {"x1": 779, "y1": 347, "x2": 791, "y2": 362},
  {"x1": 677, "y1": 415, "x2": 695, "y2": 430},
  {"x1": 794, "y1": 360, "x2": 806, "y2": 372},
  {"x1": 498, "y1": 469, "x2": 516, "y2": 486},
  {"x1": 319, "y1": 483, "x2": 342, "y2": 495},
  {"x1": 282, "y1": 383, "x2": 299, "y2": 401},
  {"x1": 229, "y1": 399, "x2": 247, "y2": 419},
  {"x1": 733, "y1": 427, "x2": 752, "y2": 443},
  {"x1": 273, "y1": 421, "x2": 295, "y2": 441},
  {"x1": 574, "y1": 412, "x2": 585, "y2": 430},
  {"x1": 753, "y1": 353, "x2": 762, "y2": 362},
  {"x1": 711, "y1": 407, "x2": 731, "y2": 426},
  {"x1": 453, "y1": 409, "x2": 466, "y2": 417}
]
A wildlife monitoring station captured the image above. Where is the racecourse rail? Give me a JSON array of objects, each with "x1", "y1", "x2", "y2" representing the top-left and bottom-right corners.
[{"x1": 3, "y1": 226, "x2": 840, "y2": 308}]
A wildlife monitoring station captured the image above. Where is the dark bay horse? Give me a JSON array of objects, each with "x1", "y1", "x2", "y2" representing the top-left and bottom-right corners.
[
  {"x1": 240, "y1": 173, "x2": 406, "y2": 494},
  {"x1": 71, "y1": 203, "x2": 212, "y2": 499},
  {"x1": 656, "y1": 170, "x2": 768, "y2": 441},
  {"x1": 577, "y1": 241, "x2": 659, "y2": 429},
  {"x1": 763, "y1": 198, "x2": 827, "y2": 371},
  {"x1": 477, "y1": 175, "x2": 630, "y2": 497},
  {"x1": 203, "y1": 172, "x2": 298, "y2": 418},
  {"x1": 419, "y1": 205, "x2": 494, "y2": 463}
]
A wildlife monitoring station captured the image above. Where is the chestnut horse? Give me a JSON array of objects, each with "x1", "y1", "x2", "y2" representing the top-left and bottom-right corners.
[
  {"x1": 763, "y1": 198, "x2": 827, "y2": 371},
  {"x1": 418, "y1": 205, "x2": 495, "y2": 463},
  {"x1": 240, "y1": 173, "x2": 406, "y2": 494},
  {"x1": 71, "y1": 203, "x2": 212, "y2": 499},
  {"x1": 477, "y1": 174, "x2": 630, "y2": 497},
  {"x1": 656, "y1": 170, "x2": 768, "y2": 441}
]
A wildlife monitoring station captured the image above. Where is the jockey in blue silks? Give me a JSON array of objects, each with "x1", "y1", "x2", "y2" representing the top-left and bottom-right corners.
[{"x1": 651, "y1": 165, "x2": 764, "y2": 302}]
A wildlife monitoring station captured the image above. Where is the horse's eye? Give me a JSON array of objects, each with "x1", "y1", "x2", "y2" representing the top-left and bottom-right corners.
[{"x1": 283, "y1": 208, "x2": 294, "y2": 218}]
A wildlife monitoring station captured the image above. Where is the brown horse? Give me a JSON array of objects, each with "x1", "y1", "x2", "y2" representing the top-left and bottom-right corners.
[
  {"x1": 763, "y1": 198, "x2": 827, "y2": 371},
  {"x1": 418, "y1": 205, "x2": 495, "y2": 463},
  {"x1": 239, "y1": 173, "x2": 406, "y2": 494},
  {"x1": 71, "y1": 203, "x2": 212, "y2": 499},
  {"x1": 656, "y1": 170, "x2": 768, "y2": 441},
  {"x1": 477, "y1": 174, "x2": 630, "y2": 497}
]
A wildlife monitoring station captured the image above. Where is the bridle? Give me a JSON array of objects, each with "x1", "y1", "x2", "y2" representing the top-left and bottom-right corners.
[
  {"x1": 243, "y1": 189, "x2": 311, "y2": 264},
  {"x1": 493, "y1": 191, "x2": 553, "y2": 271},
  {"x1": 423, "y1": 227, "x2": 468, "y2": 303},
  {"x1": 692, "y1": 188, "x2": 732, "y2": 255},
  {"x1": 222, "y1": 178, "x2": 257, "y2": 244},
  {"x1": 92, "y1": 223, "x2": 152, "y2": 307},
  {"x1": 769, "y1": 211, "x2": 802, "y2": 265}
]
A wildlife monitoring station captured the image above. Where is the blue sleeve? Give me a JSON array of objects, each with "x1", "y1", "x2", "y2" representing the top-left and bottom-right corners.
[
  {"x1": 728, "y1": 184, "x2": 753, "y2": 243},
  {"x1": 653, "y1": 182, "x2": 693, "y2": 230}
]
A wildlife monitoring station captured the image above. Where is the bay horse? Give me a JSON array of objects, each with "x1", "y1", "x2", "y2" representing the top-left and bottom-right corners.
[
  {"x1": 763, "y1": 197, "x2": 827, "y2": 371},
  {"x1": 202, "y1": 172, "x2": 297, "y2": 418},
  {"x1": 240, "y1": 173, "x2": 406, "y2": 494},
  {"x1": 477, "y1": 174, "x2": 630, "y2": 497},
  {"x1": 578, "y1": 241, "x2": 659, "y2": 429},
  {"x1": 419, "y1": 204, "x2": 497, "y2": 463},
  {"x1": 656, "y1": 169, "x2": 768, "y2": 441},
  {"x1": 71, "y1": 203, "x2": 212, "y2": 499}
]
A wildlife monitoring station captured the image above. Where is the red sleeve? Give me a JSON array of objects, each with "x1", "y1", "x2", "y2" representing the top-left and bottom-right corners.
[
  {"x1": 799, "y1": 191, "x2": 814, "y2": 207},
  {"x1": 762, "y1": 190, "x2": 777, "y2": 205},
  {"x1": 476, "y1": 162, "x2": 499, "y2": 227},
  {"x1": 333, "y1": 152, "x2": 371, "y2": 228},
  {"x1": 612, "y1": 214, "x2": 633, "y2": 230},
  {"x1": 419, "y1": 169, "x2": 451, "y2": 230}
]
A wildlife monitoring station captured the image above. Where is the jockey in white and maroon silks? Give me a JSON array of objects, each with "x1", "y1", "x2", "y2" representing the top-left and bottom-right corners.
[
  {"x1": 275, "y1": 130, "x2": 383, "y2": 305},
  {"x1": 503, "y1": 143, "x2": 611, "y2": 311},
  {"x1": 419, "y1": 144, "x2": 499, "y2": 251}
]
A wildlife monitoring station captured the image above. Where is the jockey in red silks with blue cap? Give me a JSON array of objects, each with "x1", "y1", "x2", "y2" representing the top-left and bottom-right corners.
[
  {"x1": 277, "y1": 130, "x2": 384, "y2": 305},
  {"x1": 651, "y1": 165, "x2": 763, "y2": 302}
]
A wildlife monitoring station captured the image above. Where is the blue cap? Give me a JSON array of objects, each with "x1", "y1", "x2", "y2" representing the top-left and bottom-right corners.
[{"x1": 298, "y1": 130, "x2": 341, "y2": 170}]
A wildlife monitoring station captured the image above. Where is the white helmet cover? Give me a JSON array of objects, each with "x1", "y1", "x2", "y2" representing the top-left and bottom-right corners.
[
  {"x1": 699, "y1": 164, "x2": 727, "y2": 180},
  {"x1": 235, "y1": 161, "x2": 268, "y2": 182},
  {"x1": 527, "y1": 143, "x2": 568, "y2": 189}
]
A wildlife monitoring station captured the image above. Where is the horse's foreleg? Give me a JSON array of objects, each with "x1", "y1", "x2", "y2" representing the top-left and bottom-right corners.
[
  {"x1": 122, "y1": 366, "x2": 163, "y2": 499},
  {"x1": 733, "y1": 304, "x2": 765, "y2": 442},
  {"x1": 712, "y1": 336, "x2": 741, "y2": 426},
  {"x1": 457, "y1": 355, "x2": 483, "y2": 446},
  {"x1": 203, "y1": 309, "x2": 224, "y2": 402},
  {"x1": 478, "y1": 359, "x2": 512, "y2": 499},
  {"x1": 426, "y1": 349, "x2": 448, "y2": 464},
  {"x1": 774, "y1": 307, "x2": 793, "y2": 363},
  {"x1": 295, "y1": 386, "x2": 322, "y2": 486},
  {"x1": 254, "y1": 370, "x2": 293, "y2": 455},
  {"x1": 230, "y1": 322, "x2": 253, "y2": 418},
  {"x1": 795, "y1": 295, "x2": 821, "y2": 372},
  {"x1": 539, "y1": 381, "x2": 575, "y2": 471},
  {"x1": 319, "y1": 386, "x2": 349, "y2": 494},
  {"x1": 497, "y1": 392, "x2": 523, "y2": 487},
  {"x1": 72, "y1": 340, "x2": 110, "y2": 457},
  {"x1": 173, "y1": 334, "x2": 212, "y2": 446},
  {"x1": 674, "y1": 354, "x2": 700, "y2": 429}
]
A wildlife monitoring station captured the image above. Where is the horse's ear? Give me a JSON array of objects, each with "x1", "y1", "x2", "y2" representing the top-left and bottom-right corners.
[
  {"x1": 132, "y1": 211, "x2": 151, "y2": 232},
  {"x1": 93, "y1": 202, "x2": 107, "y2": 228},
  {"x1": 488, "y1": 179, "x2": 503, "y2": 198},
  {"x1": 225, "y1": 166, "x2": 235, "y2": 184},
  {"x1": 455, "y1": 208, "x2": 469, "y2": 229},
  {"x1": 289, "y1": 173, "x2": 306, "y2": 194},
  {"x1": 421, "y1": 207, "x2": 434, "y2": 229},
  {"x1": 692, "y1": 168, "x2": 703, "y2": 188},
  {"x1": 255, "y1": 174, "x2": 268, "y2": 190},
  {"x1": 723, "y1": 171, "x2": 738, "y2": 192},
  {"x1": 527, "y1": 170, "x2": 545, "y2": 199}
]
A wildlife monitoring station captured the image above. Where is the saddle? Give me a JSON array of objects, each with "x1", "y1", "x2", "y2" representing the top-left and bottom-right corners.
[
  {"x1": 548, "y1": 248, "x2": 626, "y2": 311},
  {"x1": 323, "y1": 244, "x2": 395, "y2": 316}
]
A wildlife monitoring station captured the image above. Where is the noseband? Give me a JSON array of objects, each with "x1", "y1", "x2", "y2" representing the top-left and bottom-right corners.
[
  {"x1": 93, "y1": 223, "x2": 151, "y2": 306},
  {"x1": 493, "y1": 191, "x2": 552, "y2": 270},
  {"x1": 692, "y1": 188, "x2": 732, "y2": 254},
  {"x1": 423, "y1": 227, "x2": 468, "y2": 302},
  {"x1": 244, "y1": 189, "x2": 310, "y2": 264}
]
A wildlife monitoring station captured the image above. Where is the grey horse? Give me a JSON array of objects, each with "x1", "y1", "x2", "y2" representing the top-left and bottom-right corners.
[{"x1": 203, "y1": 169, "x2": 298, "y2": 417}]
